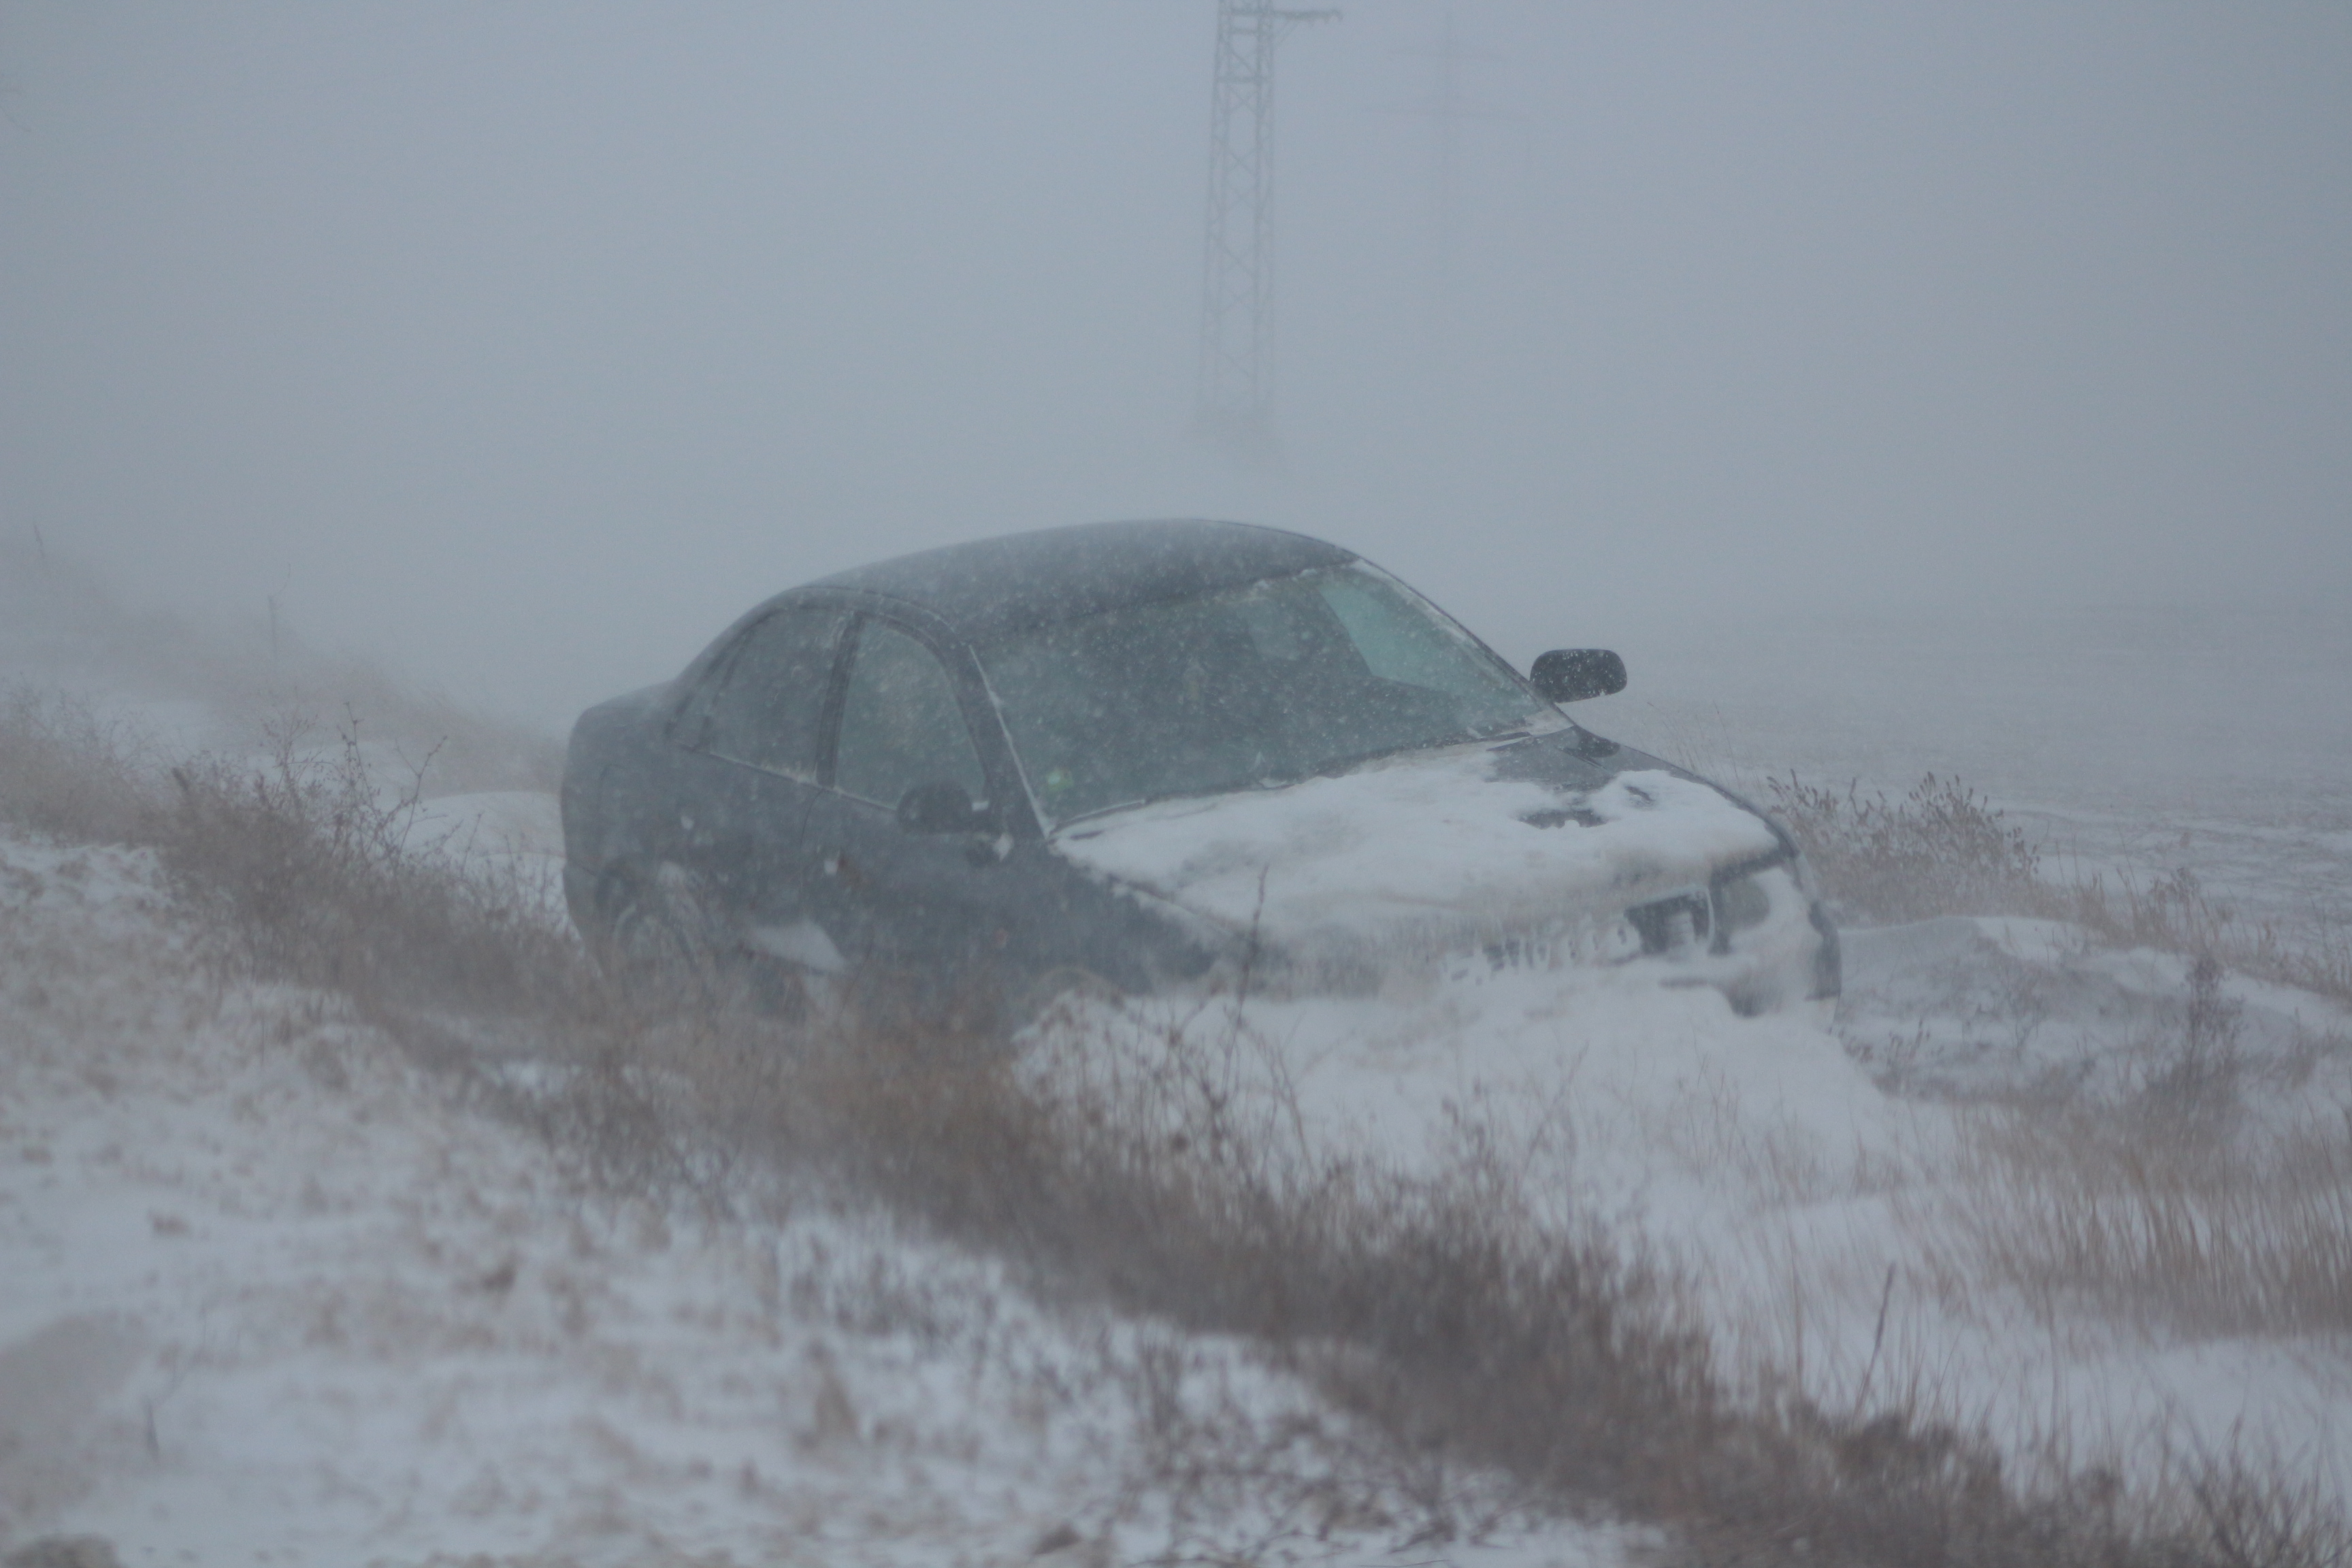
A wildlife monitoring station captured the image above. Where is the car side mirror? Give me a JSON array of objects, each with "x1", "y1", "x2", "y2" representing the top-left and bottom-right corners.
[
  {"x1": 896, "y1": 780, "x2": 992, "y2": 835},
  {"x1": 1530, "y1": 649, "x2": 1627, "y2": 704}
]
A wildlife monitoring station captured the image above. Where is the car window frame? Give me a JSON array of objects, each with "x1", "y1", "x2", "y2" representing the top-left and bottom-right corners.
[
  {"x1": 821, "y1": 610, "x2": 1017, "y2": 819},
  {"x1": 670, "y1": 600, "x2": 853, "y2": 777},
  {"x1": 664, "y1": 590, "x2": 1049, "y2": 840}
]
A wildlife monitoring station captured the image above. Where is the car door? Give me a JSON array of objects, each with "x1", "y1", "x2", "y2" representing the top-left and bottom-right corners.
[
  {"x1": 666, "y1": 600, "x2": 849, "y2": 968},
  {"x1": 800, "y1": 614, "x2": 1032, "y2": 1005}
]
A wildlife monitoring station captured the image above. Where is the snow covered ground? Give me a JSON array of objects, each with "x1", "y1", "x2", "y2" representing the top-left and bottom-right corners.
[
  {"x1": 0, "y1": 830, "x2": 1648, "y2": 1567},
  {"x1": 1037, "y1": 915, "x2": 2352, "y2": 1499},
  {"x1": 5, "y1": 559, "x2": 2349, "y2": 1561}
]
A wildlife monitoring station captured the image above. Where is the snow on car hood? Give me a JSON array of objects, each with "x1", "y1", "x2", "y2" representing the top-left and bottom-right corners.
[{"x1": 1050, "y1": 747, "x2": 1781, "y2": 983}]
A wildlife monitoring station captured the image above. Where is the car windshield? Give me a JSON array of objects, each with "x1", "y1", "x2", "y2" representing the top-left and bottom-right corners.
[{"x1": 975, "y1": 563, "x2": 1561, "y2": 826}]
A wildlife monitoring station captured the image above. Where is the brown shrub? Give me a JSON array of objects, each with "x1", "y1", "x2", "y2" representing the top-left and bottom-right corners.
[
  {"x1": 0, "y1": 686, "x2": 157, "y2": 844},
  {"x1": 1767, "y1": 771, "x2": 2351, "y2": 1009},
  {"x1": 1763, "y1": 772, "x2": 2046, "y2": 924},
  {"x1": 1928, "y1": 1075, "x2": 2352, "y2": 1342},
  {"x1": 156, "y1": 723, "x2": 581, "y2": 1022},
  {"x1": 2055, "y1": 869, "x2": 2352, "y2": 1009}
]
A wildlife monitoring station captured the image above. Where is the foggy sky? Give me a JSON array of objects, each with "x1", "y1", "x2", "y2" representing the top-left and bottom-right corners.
[{"x1": 3, "y1": 2, "x2": 2347, "y2": 723}]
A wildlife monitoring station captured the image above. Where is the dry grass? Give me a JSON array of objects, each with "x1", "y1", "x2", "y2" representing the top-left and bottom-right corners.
[
  {"x1": 5, "y1": 692, "x2": 2347, "y2": 1567},
  {"x1": 1939, "y1": 1098, "x2": 2352, "y2": 1339},
  {"x1": 1774, "y1": 768, "x2": 2352, "y2": 1348},
  {"x1": 1905, "y1": 950, "x2": 2352, "y2": 1341},
  {"x1": 0, "y1": 687, "x2": 156, "y2": 845},
  {"x1": 2054, "y1": 870, "x2": 2352, "y2": 1011},
  {"x1": 158, "y1": 722, "x2": 579, "y2": 1023},
  {"x1": 1764, "y1": 770, "x2": 2352, "y2": 1010},
  {"x1": 1763, "y1": 773, "x2": 2048, "y2": 925}
]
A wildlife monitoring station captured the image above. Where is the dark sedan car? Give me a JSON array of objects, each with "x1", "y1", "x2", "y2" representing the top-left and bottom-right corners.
[{"x1": 561, "y1": 519, "x2": 1838, "y2": 1022}]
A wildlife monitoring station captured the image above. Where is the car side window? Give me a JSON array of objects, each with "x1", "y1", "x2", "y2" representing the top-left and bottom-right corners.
[
  {"x1": 833, "y1": 619, "x2": 988, "y2": 810},
  {"x1": 699, "y1": 604, "x2": 847, "y2": 779}
]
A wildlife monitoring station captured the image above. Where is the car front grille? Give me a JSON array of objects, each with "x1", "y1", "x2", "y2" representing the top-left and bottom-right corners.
[
  {"x1": 1625, "y1": 889, "x2": 1712, "y2": 957},
  {"x1": 1450, "y1": 860, "x2": 1793, "y2": 985}
]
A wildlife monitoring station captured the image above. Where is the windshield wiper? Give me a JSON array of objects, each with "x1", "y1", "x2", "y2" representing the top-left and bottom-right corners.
[
  {"x1": 1304, "y1": 723, "x2": 1533, "y2": 778},
  {"x1": 1053, "y1": 772, "x2": 1291, "y2": 829}
]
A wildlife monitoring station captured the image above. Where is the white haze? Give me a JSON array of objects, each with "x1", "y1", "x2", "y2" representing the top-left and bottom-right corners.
[{"x1": 2, "y1": 1, "x2": 2348, "y2": 725}]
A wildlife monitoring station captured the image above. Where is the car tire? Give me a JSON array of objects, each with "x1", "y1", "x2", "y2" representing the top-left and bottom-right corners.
[{"x1": 595, "y1": 864, "x2": 724, "y2": 992}]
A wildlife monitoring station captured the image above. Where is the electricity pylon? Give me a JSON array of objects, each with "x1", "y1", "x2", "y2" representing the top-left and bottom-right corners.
[
  {"x1": 1195, "y1": 0, "x2": 1337, "y2": 465},
  {"x1": 1390, "y1": 1, "x2": 1509, "y2": 354}
]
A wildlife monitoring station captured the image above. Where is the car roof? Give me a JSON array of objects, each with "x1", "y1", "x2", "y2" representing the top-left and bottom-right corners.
[{"x1": 796, "y1": 518, "x2": 1358, "y2": 640}]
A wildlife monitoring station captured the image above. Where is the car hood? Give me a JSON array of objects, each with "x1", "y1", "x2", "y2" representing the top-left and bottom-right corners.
[{"x1": 1048, "y1": 732, "x2": 1782, "y2": 987}]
